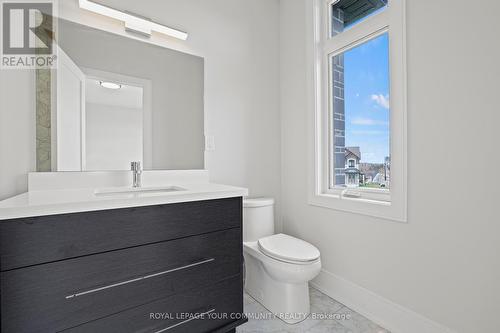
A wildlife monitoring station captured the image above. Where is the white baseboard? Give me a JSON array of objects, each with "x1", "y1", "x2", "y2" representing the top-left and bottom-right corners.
[{"x1": 311, "y1": 269, "x2": 455, "y2": 333}]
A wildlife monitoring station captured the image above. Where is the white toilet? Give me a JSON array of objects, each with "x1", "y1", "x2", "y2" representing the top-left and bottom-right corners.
[{"x1": 243, "y1": 198, "x2": 321, "y2": 324}]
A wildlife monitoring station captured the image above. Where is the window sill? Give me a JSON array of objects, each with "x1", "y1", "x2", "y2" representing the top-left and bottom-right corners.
[
  {"x1": 308, "y1": 192, "x2": 406, "y2": 223},
  {"x1": 326, "y1": 187, "x2": 391, "y2": 202}
]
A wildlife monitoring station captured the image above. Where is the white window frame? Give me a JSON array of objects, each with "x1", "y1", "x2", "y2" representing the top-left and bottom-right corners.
[{"x1": 307, "y1": 0, "x2": 407, "y2": 222}]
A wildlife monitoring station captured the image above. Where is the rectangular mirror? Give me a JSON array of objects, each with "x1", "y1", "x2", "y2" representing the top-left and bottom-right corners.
[{"x1": 36, "y1": 19, "x2": 204, "y2": 172}]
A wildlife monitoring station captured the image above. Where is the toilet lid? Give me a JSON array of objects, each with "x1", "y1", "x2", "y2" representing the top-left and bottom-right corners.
[{"x1": 258, "y1": 234, "x2": 320, "y2": 263}]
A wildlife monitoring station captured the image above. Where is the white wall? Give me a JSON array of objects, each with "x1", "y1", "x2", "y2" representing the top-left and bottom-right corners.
[
  {"x1": 56, "y1": 53, "x2": 84, "y2": 171},
  {"x1": 85, "y1": 79, "x2": 144, "y2": 171},
  {"x1": 280, "y1": 0, "x2": 500, "y2": 332},
  {"x1": 86, "y1": 103, "x2": 143, "y2": 171},
  {"x1": 0, "y1": 70, "x2": 35, "y2": 200},
  {"x1": 0, "y1": 0, "x2": 282, "y2": 228}
]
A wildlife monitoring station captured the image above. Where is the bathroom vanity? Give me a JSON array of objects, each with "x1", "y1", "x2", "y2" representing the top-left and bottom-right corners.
[{"x1": 0, "y1": 171, "x2": 248, "y2": 333}]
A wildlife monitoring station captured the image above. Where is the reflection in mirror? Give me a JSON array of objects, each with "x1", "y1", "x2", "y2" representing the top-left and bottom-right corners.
[
  {"x1": 36, "y1": 19, "x2": 204, "y2": 172},
  {"x1": 85, "y1": 79, "x2": 144, "y2": 171}
]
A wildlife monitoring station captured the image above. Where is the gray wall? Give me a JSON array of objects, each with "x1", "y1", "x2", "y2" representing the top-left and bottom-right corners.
[{"x1": 59, "y1": 19, "x2": 204, "y2": 170}]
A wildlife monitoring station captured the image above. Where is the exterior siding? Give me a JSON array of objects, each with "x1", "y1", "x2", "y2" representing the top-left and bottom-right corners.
[{"x1": 332, "y1": 7, "x2": 345, "y2": 186}]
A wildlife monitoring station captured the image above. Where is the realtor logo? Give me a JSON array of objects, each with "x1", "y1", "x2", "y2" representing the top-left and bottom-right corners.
[{"x1": 1, "y1": 0, "x2": 57, "y2": 69}]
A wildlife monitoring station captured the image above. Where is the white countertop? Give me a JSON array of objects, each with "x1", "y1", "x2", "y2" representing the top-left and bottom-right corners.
[{"x1": 0, "y1": 183, "x2": 248, "y2": 220}]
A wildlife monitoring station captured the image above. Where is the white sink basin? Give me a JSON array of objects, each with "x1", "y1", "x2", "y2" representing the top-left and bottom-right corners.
[{"x1": 94, "y1": 186, "x2": 186, "y2": 196}]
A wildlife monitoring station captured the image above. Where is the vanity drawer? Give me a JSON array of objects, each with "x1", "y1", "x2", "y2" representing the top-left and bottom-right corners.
[
  {"x1": 1, "y1": 229, "x2": 242, "y2": 333},
  {"x1": 62, "y1": 276, "x2": 244, "y2": 333},
  {"x1": 0, "y1": 197, "x2": 242, "y2": 271}
]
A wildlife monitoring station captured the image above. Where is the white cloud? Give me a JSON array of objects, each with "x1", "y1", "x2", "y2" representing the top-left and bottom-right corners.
[
  {"x1": 351, "y1": 117, "x2": 388, "y2": 126},
  {"x1": 371, "y1": 94, "x2": 390, "y2": 109}
]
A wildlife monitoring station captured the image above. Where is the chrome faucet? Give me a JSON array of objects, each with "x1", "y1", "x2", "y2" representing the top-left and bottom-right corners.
[{"x1": 131, "y1": 161, "x2": 142, "y2": 188}]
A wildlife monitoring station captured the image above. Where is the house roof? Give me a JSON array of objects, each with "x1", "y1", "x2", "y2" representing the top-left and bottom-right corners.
[
  {"x1": 344, "y1": 167, "x2": 361, "y2": 174},
  {"x1": 345, "y1": 147, "x2": 361, "y2": 160}
]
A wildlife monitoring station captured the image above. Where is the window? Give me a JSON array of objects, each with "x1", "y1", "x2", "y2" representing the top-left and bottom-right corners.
[
  {"x1": 309, "y1": 0, "x2": 407, "y2": 221},
  {"x1": 330, "y1": 33, "x2": 390, "y2": 190}
]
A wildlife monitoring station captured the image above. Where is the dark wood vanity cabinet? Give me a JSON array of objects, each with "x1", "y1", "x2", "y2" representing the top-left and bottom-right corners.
[{"x1": 0, "y1": 197, "x2": 246, "y2": 333}]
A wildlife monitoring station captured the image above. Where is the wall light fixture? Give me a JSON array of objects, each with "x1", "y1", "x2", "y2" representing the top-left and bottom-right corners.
[{"x1": 78, "y1": 0, "x2": 188, "y2": 40}]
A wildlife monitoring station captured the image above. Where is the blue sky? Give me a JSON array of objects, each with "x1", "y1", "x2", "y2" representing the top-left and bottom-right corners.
[{"x1": 343, "y1": 33, "x2": 390, "y2": 164}]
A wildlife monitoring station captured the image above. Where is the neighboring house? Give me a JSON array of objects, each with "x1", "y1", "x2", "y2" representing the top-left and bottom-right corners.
[
  {"x1": 366, "y1": 156, "x2": 390, "y2": 187},
  {"x1": 345, "y1": 147, "x2": 363, "y2": 187}
]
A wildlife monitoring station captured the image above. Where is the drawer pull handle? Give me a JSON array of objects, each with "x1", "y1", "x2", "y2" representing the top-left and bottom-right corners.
[
  {"x1": 65, "y1": 258, "x2": 215, "y2": 299},
  {"x1": 153, "y1": 308, "x2": 216, "y2": 333}
]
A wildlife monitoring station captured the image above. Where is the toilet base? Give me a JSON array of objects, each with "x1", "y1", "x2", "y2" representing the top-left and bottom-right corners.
[{"x1": 244, "y1": 252, "x2": 313, "y2": 324}]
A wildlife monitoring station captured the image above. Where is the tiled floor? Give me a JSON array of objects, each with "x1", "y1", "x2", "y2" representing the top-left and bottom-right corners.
[{"x1": 237, "y1": 286, "x2": 390, "y2": 333}]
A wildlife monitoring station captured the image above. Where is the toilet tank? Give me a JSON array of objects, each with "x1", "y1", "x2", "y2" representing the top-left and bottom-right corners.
[{"x1": 243, "y1": 198, "x2": 275, "y2": 242}]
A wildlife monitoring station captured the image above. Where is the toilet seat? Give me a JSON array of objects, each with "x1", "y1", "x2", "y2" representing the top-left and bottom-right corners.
[{"x1": 258, "y1": 234, "x2": 320, "y2": 264}]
